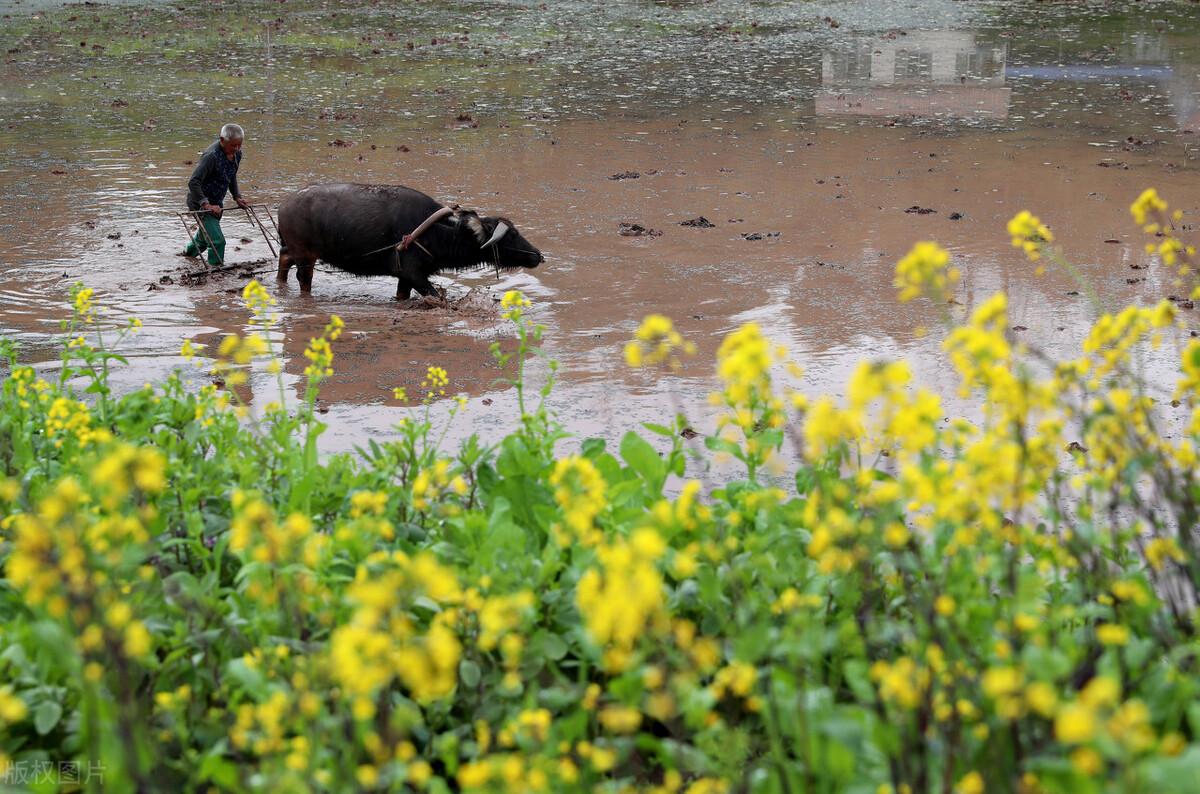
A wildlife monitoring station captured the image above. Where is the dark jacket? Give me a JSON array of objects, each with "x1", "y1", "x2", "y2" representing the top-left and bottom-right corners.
[{"x1": 187, "y1": 142, "x2": 242, "y2": 211}]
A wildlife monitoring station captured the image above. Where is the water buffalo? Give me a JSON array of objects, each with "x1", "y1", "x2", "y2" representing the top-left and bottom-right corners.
[{"x1": 276, "y1": 183, "x2": 544, "y2": 298}]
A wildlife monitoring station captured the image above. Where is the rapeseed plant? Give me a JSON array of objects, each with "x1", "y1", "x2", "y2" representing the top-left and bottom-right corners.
[{"x1": 0, "y1": 193, "x2": 1198, "y2": 793}]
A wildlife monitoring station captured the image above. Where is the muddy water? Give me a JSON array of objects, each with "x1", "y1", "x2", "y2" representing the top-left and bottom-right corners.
[{"x1": 1, "y1": 0, "x2": 1198, "y2": 457}]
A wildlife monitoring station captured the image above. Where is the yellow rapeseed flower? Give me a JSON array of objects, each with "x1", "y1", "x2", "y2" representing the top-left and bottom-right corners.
[
  {"x1": 626, "y1": 314, "x2": 695, "y2": 370},
  {"x1": 1024, "y1": 682, "x2": 1058, "y2": 718},
  {"x1": 1055, "y1": 702, "x2": 1096, "y2": 744},
  {"x1": 894, "y1": 241, "x2": 958, "y2": 303},
  {"x1": 1130, "y1": 188, "x2": 1167, "y2": 228},
  {"x1": 1070, "y1": 747, "x2": 1103, "y2": 776},
  {"x1": 1096, "y1": 623, "x2": 1130, "y2": 646},
  {"x1": 599, "y1": 705, "x2": 642, "y2": 734},
  {"x1": 0, "y1": 688, "x2": 28, "y2": 723},
  {"x1": 955, "y1": 771, "x2": 984, "y2": 794},
  {"x1": 1007, "y1": 210, "x2": 1054, "y2": 261}
]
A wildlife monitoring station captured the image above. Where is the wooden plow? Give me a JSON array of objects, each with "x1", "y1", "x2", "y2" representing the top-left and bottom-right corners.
[{"x1": 176, "y1": 204, "x2": 281, "y2": 269}]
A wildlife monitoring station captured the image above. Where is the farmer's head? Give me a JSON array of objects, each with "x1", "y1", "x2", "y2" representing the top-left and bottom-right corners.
[{"x1": 219, "y1": 123, "x2": 244, "y2": 156}]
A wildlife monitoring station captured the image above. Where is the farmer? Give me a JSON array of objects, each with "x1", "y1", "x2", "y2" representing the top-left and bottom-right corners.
[{"x1": 181, "y1": 123, "x2": 250, "y2": 265}]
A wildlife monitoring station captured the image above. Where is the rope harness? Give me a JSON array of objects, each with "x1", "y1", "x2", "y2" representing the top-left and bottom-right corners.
[{"x1": 358, "y1": 205, "x2": 453, "y2": 259}]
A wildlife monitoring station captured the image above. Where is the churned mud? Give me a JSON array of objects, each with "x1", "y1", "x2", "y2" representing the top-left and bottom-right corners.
[{"x1": 1, "y1": 0, "x2": 1198, "y2": 453}]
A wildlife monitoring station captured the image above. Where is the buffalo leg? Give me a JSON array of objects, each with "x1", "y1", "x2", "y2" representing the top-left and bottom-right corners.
[
  {"x1": 412, "y1": 277, "x2": 438, "y2": 298},
  {"x1": 395, "y1": 279, "x2": 413, "y2": 300},
  {"x1": 296, "y1": 260, "x2": 315, "y2": 293},
  {"x1": 276, "y1": 249, "x2": 292, "y2": 283}
]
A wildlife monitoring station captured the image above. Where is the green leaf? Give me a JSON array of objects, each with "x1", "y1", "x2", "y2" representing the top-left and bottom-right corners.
[
  {"x1": 1188, "y1": 702, "x2": 1200, "y2": 738},
  {"x1": 198, "y1": 742, "x2": 241, "y2": 790},
  {"x1": 0, "y1": 644, "x2": 28, "y2": 669},
  {"x1": 843, "y1": 660, "x2": 875, "y2": 705},
  {"x1": 1135, "y1": 747, "x2": 1200, "y2": 793},
  {"x1": 536, "y1": 686, "x2": 578, "y2": 710},
  {"x1": 732, "y1": 623, "x2": 771, "y2": 663},
  {"x1": 704, "y1": 435, "x2": 745, "y2": 461},
  {"x1": 581, "y1": 438, "x2": 607, "y2": 457},
  {"x1": 753, "y1": 428, "x2": 784, "y2": 451},
  {"x1": 497, "y1": 436, "x2": 541, "y2": 478},
  {"x1": 225, "y1": 658, "x2": 267, "y2": 699},
  {"x1": 459, "y1": 659, "x2": 482, "y2": 688},
  {"x1": 642, "y1": 422, "x2": 674, "y2": 437},
  {"x1": 163, "y1": 571, "x2": 204, "y2": 609},
  {"x1": 34, "y1": 700, "x2": 62, "y2": 735},
  {"x1": 1123, "y1": 636, "x2": 1154, "y2": 670},
  {"x1": 620, "y1": 431, "x2": 665, "y2": 494},
  {"x1": 540, "y1": 632, "x2": 569, "y2": 661}
]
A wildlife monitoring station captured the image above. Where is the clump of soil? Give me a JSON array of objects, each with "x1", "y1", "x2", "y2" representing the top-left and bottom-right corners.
[
  {"x1": 396, "y1": 288, "x2": 501, "y2": 318},
  {"x1": 1167, "y1": 295, "x2": 1195, "y2": 310},
  {"x1": 680, "y1": 216, "x2": 715, "y2": 228},
  {"x1": 619, "y1": 223, "x2": 662, "y2": 237},
  {"x1": 609, "y1": 171, "x2": 640, "y2": 180},
  {"x1": 905, "y1": 206, "x2": 936, "y2": 215},
  {"x1": 171, "y1": 257, "x2": 273, "y2": 287}
]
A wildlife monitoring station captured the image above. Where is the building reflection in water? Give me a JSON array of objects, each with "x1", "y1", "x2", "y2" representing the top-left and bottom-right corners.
[{"x1": 817, "y1": 31, "x2": 1010, "y2": 119}]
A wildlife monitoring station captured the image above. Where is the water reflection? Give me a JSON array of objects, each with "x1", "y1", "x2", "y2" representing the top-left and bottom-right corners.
[{"x1": 818, "y1": 31, "x2": 1009, "y2": 119}]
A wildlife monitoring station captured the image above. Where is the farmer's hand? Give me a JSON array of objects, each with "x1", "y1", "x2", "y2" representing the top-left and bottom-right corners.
[
  {"x1": 203, "y1": 202, "x2": 222, "y2": 217},
  {"x1": 236, "y1": 197, "x2": 250, "y2": 210}
]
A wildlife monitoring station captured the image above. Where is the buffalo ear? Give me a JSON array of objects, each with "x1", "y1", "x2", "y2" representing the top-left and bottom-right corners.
[{"x1": 454, "y1": 209, "x2": 486, "y2": 243}]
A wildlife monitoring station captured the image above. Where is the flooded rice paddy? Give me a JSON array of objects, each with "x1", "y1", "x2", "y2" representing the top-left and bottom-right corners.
[{"x1": 1, "y1": 0, "x2": 1199, "y2": 455}]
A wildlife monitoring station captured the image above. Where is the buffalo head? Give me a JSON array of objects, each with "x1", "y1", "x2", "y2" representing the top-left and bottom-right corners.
[{"x1": 459, "y1": 210, "x2": 544, "y2": 270}]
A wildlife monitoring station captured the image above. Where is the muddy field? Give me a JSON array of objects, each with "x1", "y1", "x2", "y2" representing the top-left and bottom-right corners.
[{"x1": 1, "y1": 0, "x2": 1198, "y2": 453}]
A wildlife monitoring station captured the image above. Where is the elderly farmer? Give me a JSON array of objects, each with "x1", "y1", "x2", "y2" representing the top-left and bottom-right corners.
[{"x1": 181, "y1": 123, "x2": 250, "y2": 265}]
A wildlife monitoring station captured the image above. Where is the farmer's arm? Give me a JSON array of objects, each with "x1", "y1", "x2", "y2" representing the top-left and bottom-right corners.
[
  {"x1": 231, "y1": 168, "x2": 249, "y2": 209},
  {"x1": 188, "y1": 152, "x2": 221, "y2": 213}
]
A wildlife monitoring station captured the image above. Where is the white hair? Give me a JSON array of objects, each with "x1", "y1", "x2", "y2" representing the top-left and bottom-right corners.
[{"x1": 220, "y1": 123, "x2": 245, "y2": 142}]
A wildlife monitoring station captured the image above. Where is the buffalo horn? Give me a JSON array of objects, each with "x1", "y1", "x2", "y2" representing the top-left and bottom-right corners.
[{"x1": 480, "y1": 222, "x2": 509, "y2": 248}]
